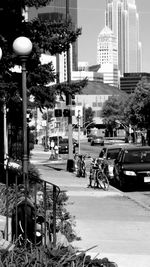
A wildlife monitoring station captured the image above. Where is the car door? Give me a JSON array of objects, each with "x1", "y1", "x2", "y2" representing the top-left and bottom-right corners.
[{"x1": 113, "y1": 149, "x2": 124, "y2": 181}]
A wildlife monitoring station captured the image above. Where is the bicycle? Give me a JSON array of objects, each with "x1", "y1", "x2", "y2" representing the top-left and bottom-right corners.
[{"x1": 88, "y1": 157, "x2": 109, "y2": 191}]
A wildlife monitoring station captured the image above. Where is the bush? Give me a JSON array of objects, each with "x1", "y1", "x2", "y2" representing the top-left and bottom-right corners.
[{"x1": 0, "y1": 245, "x2": 118, "y2": 266}]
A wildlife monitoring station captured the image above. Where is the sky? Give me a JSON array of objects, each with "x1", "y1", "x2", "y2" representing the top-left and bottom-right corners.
[{"x1": 77, "y1": 0, "x2": 150, "y2": 73}]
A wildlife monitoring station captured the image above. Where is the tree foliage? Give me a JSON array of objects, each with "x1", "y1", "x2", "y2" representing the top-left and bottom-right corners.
[
  {"x1": 101, "y1": 94, "x2": 129, "y2": 131},
  {"x1": 84, "y1": 107, "x2": 94, "y2": 126},
  {"x1": 124, "y1": 80, "x2": 150, "y2": 129},
  {"x1": 0, "y1": 0, "x2": 86, "y2": 125},
  {"x1": 101, "y1": 79, "x2": 150, "y2": 133}
]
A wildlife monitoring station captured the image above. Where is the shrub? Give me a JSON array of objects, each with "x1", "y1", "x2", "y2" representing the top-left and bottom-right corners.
[{"x1": 0, "y1": 245, "x2": 118, "y2": 266}]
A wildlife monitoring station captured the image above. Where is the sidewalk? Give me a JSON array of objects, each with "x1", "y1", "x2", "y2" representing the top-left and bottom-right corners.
[{"x1": 31, "y1": 145, "x2": 150, "y2": 267}]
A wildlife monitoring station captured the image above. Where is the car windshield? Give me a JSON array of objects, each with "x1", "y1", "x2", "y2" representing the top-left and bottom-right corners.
[
  {"x1": 59, "y1": 138, "x2": 68, "y2": 144},
  {"x1": 107, "y1": 148, "x2": 121, "y2": 159},
  {"x1": 123, "y1": 149, "x2": 150, "y2": 163}
]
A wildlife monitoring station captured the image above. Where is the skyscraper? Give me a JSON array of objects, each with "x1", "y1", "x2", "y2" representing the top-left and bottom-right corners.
[
  {"x1": 97, "y1": 26, "x2": 117, "y2": 67},
  {"x1": 105, "y1": 0, "x2": 142, "y2": 75},
  {"x1": 28, "y1": 0, "x2": 78, "y2": 71},
  {"x1": 97, "y1": 26, "x2": 119, "y2": 87}
]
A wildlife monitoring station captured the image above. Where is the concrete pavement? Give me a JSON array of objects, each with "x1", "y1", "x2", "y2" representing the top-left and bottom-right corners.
[{"x1": 30, "y1": 145, "x2": 150, "y2": 267}]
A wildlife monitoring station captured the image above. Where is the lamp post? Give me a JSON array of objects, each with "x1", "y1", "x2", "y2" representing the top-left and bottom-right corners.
[
  {"x1": 13, "y1": 37, "x2": 32, "y2": 184},
  {"x1": 77, "y1": 110, "x2": 81, "y2": 154}
]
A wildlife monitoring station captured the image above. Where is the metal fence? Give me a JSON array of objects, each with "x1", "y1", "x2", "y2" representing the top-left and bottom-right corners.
[{"x1": 1, "y1": 162, "x2": 60, "y2": 248}]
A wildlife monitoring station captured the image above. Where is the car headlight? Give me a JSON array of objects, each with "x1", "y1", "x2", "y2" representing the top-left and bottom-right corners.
[{"x1": 123, "y1": 170, "x2": 136, "y2": 176}]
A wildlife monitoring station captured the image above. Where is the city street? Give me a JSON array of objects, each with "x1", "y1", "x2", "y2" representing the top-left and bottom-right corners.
[{"x1": 31, "y1": 143, "x2": 150, "y2": 267}]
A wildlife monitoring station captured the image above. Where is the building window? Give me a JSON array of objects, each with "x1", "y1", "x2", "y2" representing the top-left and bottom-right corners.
[
  {"x1": 98, "y1": 102, "x2": 103, "y2": 107},
  {"x1": 92, "y1": 102, "x2": 97, "y2": 107},
  {"x1": 96, "y1": 110, "x2": 101, "y2": 117}
]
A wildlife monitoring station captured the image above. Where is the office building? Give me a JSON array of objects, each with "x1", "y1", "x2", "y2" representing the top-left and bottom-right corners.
[
  {"x1": 105, "y1": 0, "x2": 142, "y2": 75},
  {"x1": 97, "y1": 26, "x2": 119, "y2": 87},
  {"x1": 120, "y1": 73, "x2": 150, "y2": 94},
  {"x1": 28, "y1": 0, "x2": 78, "y2": 71}
]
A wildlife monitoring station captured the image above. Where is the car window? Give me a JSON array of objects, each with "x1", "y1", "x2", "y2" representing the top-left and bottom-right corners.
[
  {"x1": 107, "y1": 148, "x2": 121, "y2": 159},
  {"x1": 99, "y1": 148, "x2": 106, "y2": 157},
  {"x1": 59, "y1": 138, "x2": 68, "y2": 144},
  {"x1": 123, "y1": 149, "x2": 150, "y2": 163}
]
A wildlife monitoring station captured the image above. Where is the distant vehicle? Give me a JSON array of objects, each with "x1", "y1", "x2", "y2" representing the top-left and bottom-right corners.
[
  {"x1": 87, "y1": 133, "x2": 94, "y2": 142},
  {"x1": 113, "y1": 146, "x2": 150, "y2": 190},
  {"x1": 91, "y1": 136, "x2": 104, "y2": 146},
  {"x1": 99, "y1": 146, "x2": 122, "y2": 180},
  {"x1": 59, "y1": 138, "x2": 76, "y2": 154}
]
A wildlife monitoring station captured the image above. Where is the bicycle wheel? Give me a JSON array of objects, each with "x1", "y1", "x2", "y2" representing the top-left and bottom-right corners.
[{"x1": 97, "y1": 170, "x2": 109, "y2": 191}]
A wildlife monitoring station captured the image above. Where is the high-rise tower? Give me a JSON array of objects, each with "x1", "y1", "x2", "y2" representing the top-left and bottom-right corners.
[
  {"x1": 28, "y1": 0, "x2": 78, "y2": 71},
  {"x1": 97, "y1": 26, "x2": 119, "y2": 87},
  {"x1": 105, "y1": 0, "x2": 142, "y2": 75}
]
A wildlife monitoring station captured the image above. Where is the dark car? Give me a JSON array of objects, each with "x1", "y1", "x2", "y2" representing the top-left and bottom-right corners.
[
  {"x1": 91, "y1": 136, "x2": 104, "y2": 146},
  {"x1": 99, "y1": 146, "x2": 122, "y2": 180},
  {"x1": 59, "y1": 138, "x2": 76, "y2": 154},
  {"x1": 113, "y1": 146, "x2": 150, "y2": 190}
]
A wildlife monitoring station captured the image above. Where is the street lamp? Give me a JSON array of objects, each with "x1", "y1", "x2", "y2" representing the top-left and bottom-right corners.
[
  {"x1": 13, "y1": 36, "x2": 32, "y2": 184},
  {"x1": 77, "y1": 110, "x2": 81, "y2": 154}
]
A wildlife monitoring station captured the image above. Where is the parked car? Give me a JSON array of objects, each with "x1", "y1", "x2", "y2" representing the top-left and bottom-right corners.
[
  {"x1": 99, "y1": 146, "x2": 122, "y2": 180},
  {"x1": 59, "y1": 138, "x2": 76, "y2": 154},
  {"x1": 91, "y1": 136, "x2": 104, "y2": 146},
  {"x1": 113, "y1": 146, "x2": 150, "y2": 190}
]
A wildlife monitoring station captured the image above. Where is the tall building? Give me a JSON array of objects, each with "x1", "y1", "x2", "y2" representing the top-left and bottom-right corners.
[
  {"x1": 97, "y1": 26, "x2": 117, "y2": 67},
  {"x1": 97, "y1": 26, "x2": 119, "y2": 87},
  {"x1": 105, "y1": 0, "x2": 142, "y2": 75},
  {"x1": 28, "y1": 0, "x2": 78, "y2": 71}
]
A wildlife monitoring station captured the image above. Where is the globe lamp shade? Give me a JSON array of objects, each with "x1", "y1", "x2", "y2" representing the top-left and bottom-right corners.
[
  {"x1": 13, "y1": 37, "x2": 32, "y2": 56},
  {"x1": 0, "y1": 48, "x2": 2, "y2": 60}
]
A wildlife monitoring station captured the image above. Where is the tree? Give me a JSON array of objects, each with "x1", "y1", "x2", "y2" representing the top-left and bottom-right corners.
[
  {"x1": 0, "y1": 0, "x2": 87, "y2": 116},
  {"x1": 101, "y1": 94, "x2": 129, "y2": 137},
  {"x1": 42, "y1": 110, "x2": 53, "y2": 122},
  {"x1": 0, "y1": 0, "x2": 87, "y2": 159},
  {"x1": 83, "y1": 107, "x2": 94, "y2": 127},
  {"x1": 124, "y1": 80, "x2": 150, "y2": 129}
]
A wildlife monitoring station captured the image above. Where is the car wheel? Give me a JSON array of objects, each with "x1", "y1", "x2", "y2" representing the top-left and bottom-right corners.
[
  {"x1": 113, "y1": 173, "x2": 119, "y2": 188},
  {"x1": 119, "y1": 177, "x2": 127, "y2": 191}
]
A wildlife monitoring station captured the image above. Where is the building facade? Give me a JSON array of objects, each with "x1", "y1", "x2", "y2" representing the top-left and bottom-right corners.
[
  {"x1": 97, "y1": 26, "x2": 119, "y2": 87},
  {"x1": 120, "y1": 73, "x2": 150, "y2": 94},
  {"x1": 28, "y1": 0, "x2": 78, "y2": 71},
  {"x1": 105, "y1": 0, "x2": 142, "y2": 75}
]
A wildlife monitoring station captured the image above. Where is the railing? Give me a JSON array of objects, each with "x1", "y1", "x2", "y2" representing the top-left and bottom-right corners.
[{"x1": 0, "y1": 160, "x2": 60, "y2": 248}]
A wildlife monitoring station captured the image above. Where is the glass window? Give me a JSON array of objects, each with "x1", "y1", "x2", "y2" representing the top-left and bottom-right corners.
[{"x1": 92, "y1": 102, "x2": 97, "y2": 107}]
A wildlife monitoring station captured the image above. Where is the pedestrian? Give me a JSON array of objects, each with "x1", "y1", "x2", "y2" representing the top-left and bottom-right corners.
[
  {"x1": 50, "y1": 139, "x2": 55, "y2": 159},
  {"x1": 54, "y1": 144, "x2": 59, "y2": 159},
  {"x1": 141, "y1": 133, "x2": 146, "y2": 146}
]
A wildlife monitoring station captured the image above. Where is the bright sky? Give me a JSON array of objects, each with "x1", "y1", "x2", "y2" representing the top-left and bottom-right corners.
[{"x1": 78, "y1": 0, "x2": 150, "y2": 73}]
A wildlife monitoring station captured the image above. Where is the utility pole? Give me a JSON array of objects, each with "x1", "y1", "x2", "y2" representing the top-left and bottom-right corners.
[{"x1": 66, "y1": 0, "x2": 74, "y2": 172}]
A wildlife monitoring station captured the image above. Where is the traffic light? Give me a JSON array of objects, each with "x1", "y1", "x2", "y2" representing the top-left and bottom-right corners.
[
  {"x1": 72, "y1": 94, "x2": 76, "y2": 106},
  {"x1": 63, "y1": 109, "x2": 71, "y2": 117},
  {"x1": 54, "y1": 109, "x2": 62, "y2": 117}
]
